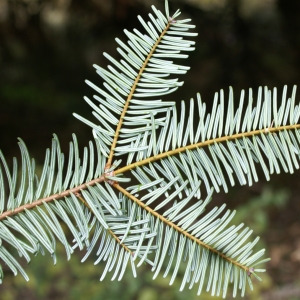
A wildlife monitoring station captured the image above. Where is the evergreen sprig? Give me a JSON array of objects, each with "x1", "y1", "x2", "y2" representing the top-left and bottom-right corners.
[{"x1": 1, "y1": 1, "x2": 299, "y2": 298}]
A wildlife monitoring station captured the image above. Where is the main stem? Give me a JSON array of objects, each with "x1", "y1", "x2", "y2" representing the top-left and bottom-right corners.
[{"x1": 0, "y1": 175, "x2": 105, "y2": 221}]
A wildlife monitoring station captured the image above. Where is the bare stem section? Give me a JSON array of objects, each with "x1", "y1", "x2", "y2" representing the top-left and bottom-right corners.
[{"x1": 0, "y1": 175, "x2": 107, "y2": 221}]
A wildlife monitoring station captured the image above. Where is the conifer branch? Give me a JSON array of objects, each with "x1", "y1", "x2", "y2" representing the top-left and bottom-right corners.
[
  {"x1": 106, "y1": 22, "x2": 171, "y2": 167},
  {"x1": 113, "y1": 183, "x2": 251, "y2": 273},
  {"x1": 115, "y1": 123, "x2": 300, "y2": 175}
]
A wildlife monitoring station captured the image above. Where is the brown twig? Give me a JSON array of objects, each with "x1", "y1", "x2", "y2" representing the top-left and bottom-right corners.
[{"x1": 0, "y1": 175, "x2": 105, "y2": 221}]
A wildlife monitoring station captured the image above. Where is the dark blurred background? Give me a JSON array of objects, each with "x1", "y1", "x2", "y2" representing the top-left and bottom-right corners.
[{"x1": 1, "y1": 0, "x2": 300, "y2": 299}]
